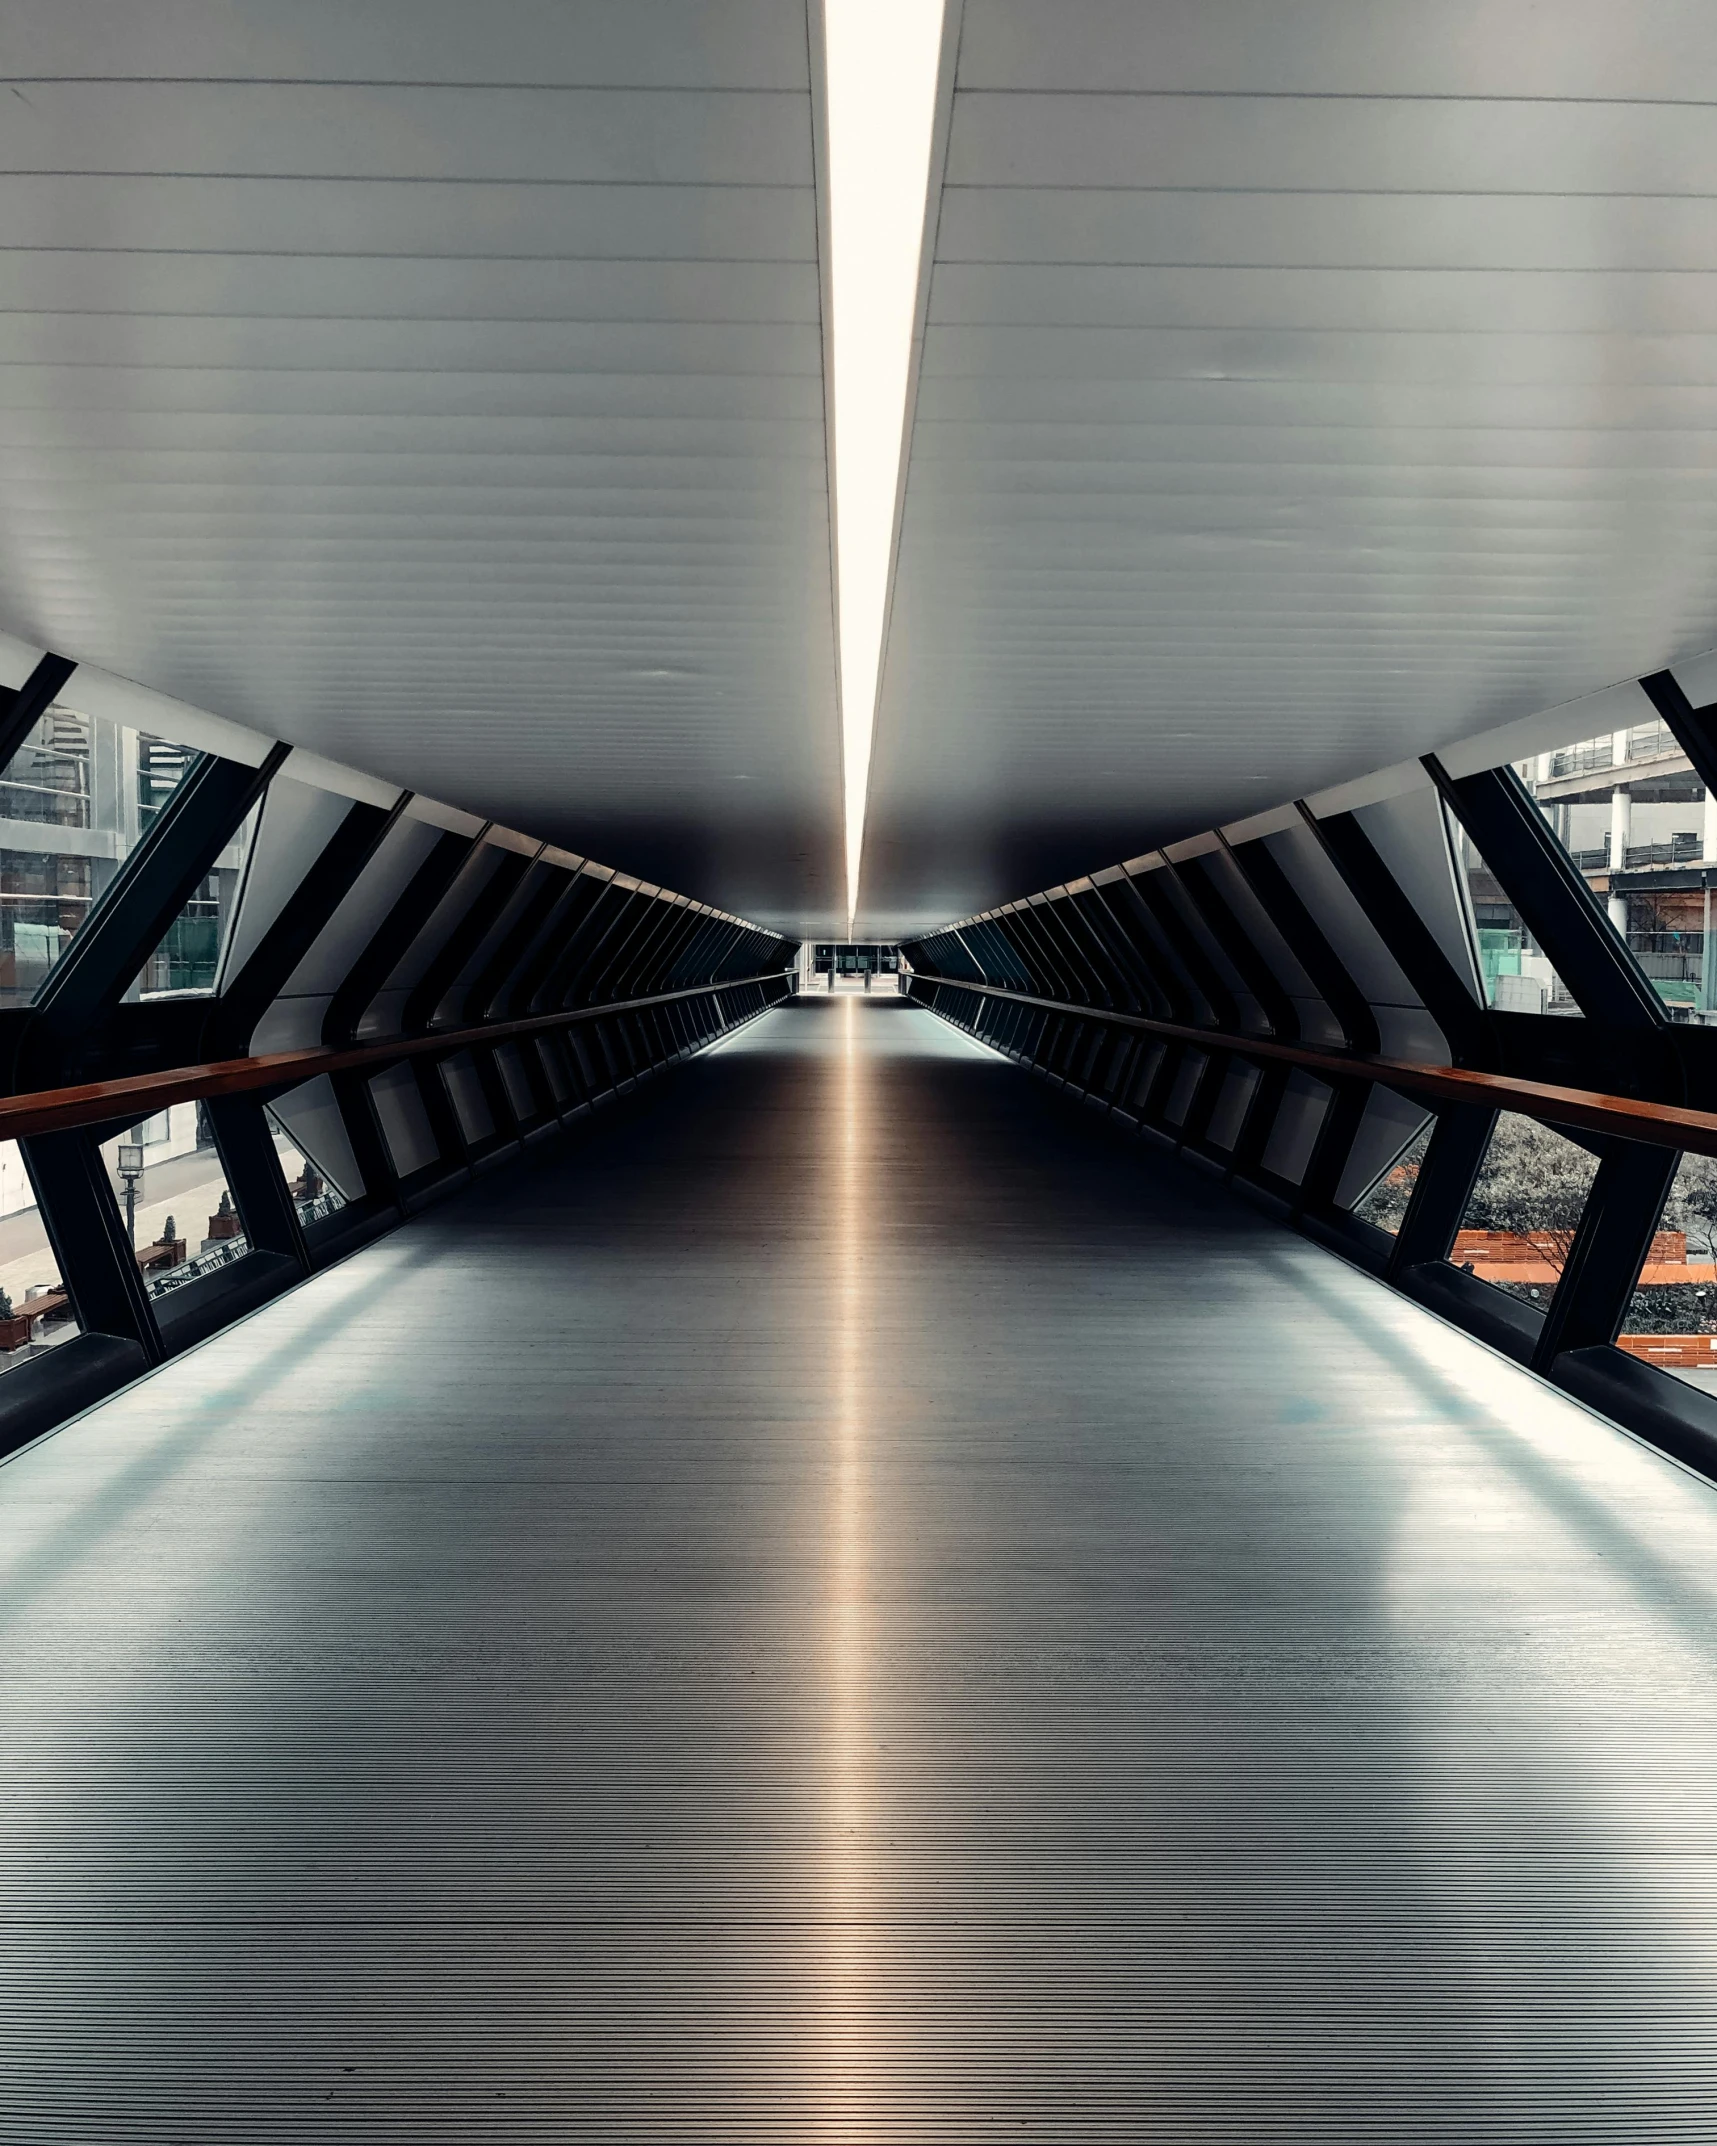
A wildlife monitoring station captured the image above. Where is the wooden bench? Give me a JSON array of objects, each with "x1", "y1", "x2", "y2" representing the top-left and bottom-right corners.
[{"x1": 0, "y1": 1236, "x2": 188, "y2": 1350}]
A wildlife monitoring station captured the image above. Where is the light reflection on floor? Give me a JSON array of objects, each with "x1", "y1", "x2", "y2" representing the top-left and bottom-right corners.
[{"x1": 820, "y1": 993, "x2": 877, "y2": 2128}]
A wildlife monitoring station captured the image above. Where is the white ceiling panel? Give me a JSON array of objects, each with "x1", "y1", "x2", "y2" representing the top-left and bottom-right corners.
[
  {"x1": 937, "y1": 192, "x2": 1717, "y2": 272},
  {"x1": 0, "y1": 258, "x2": 821, "y2": 321},
  {"x1": 0, "y1": 370, "x2": 825, "y2": 418},
  {"x1": 0, "y1": 179, "x2": 815, "y2": 260},
  {"x1": 0, "y1": 86, "x2": 812, "y2": 185},
  {"x1": 912, "y1": 378, "x2": 1717, "y2": 428},
  {"x1": 958, "y1": 1, "x2": 1717, "y2": 98},
  {"x1": 911, "y1": 332, "x2": 1717, "y2": 390},
  {"x1": 0, "y1": 3, "x2": 843, "y2": 935},
  {"x1": 946, "y1": 95, "x2": 1717, "y2": 194},
  {"x1": 926, "y1": 276, "x2": 1717, "y2": 334},
  {"x1": 860, "y1": 1, "x2": 1717, "y2": 935},
  {"x1": 0, "y1": 2, "x2": 813, "y2": 88},
  {"x1": 0, "y1": 319, "x2": 824, "y2": 371}
]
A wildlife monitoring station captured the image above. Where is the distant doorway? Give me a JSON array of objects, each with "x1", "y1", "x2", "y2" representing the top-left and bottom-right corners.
[{"x1": 806, "y1": 942, "x2": 905, "y2": 994}]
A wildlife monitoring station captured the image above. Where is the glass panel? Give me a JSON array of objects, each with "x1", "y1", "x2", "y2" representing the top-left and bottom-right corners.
[
  {"x1": 1352, "y1": 1120, "x2": 1433, "y2": 1236},
  {"x1": 265, "y1": 1077, "x2": 364, "y2": 1203},
  {"x1": 1449, "y1": 1112, "x2": 1601, "y2": 1306},
  {"x1": 1512, "y1": 720, "x2": 1710, "y2": 1023},
  {"x1": 1445, "y1": 806, "x2": 1582, "y2": 1017},
  {"x1": 0, "y1": 1139, "x2": 78, "y2": 1367},
  {"x1": 137, "y1": 734, "x2": 198, "y2": 833},
  {"x1": 1621, "y1": 1152, "x2": 1717, "y2": 1393},
  {"x1": 0, "y1": 701, "x2": 205, "y2": 1008},
  {"x1": 265, "y1": 1108, "x2": 349, "y2": 1231},
  {"x1": 133, "y1": 800, "x2": 260, "y2": 1001},
  {"x1": 99, "y1": 1110, "x2": 248, "y2": 1305}
]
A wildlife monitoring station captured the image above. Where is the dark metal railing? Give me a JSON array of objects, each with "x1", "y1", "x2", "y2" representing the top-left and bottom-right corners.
[
  {"x1": 0, "y1": 973, "x2": 792, "y2": 1143},
  {"x1": 910, "y1": 975, "x2": 1717, "y2": 1158}
]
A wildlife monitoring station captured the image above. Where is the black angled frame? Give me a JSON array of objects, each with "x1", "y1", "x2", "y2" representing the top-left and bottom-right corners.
[
  {"x1": 0, "y1": 653, "x2": 799, "y2": 1463},
  {"x1": 902, "y1": 719, "x2": 1717, "y2": 1485}
]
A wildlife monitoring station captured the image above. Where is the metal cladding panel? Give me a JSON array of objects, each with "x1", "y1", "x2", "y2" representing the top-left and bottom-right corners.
[
  {"x1": 220, "y1": 776, "x2": 355, "y2": 985},
  {"x1": 367, "y1": 1060, "x2": 440, "y2": 1178},
  {"x1": 861, "y1": 0, "x2": 1717, "y2": 935},
  {"x1": 379, "y1": 844, "x2": 508, "y2": 998},
  {"x1": 1334, "y1": 1086, "x2": 1436, "y2": 1209},
  {"x1": 276, "y1": 815, "x2": 447, "y2": 1003},
  {"x1": 266, "y1": 1072, "x2": 364, "y2": 1203},
  {"x1": 1350, "y1": 787, "x2": 1484, "y2": 1002},
  {"x1": 1262, "y1": 1068, "x2": 1333, "y2": 1184},
  {"x1": 0, "y1": 3, "x2": 843, "y2": 935},
  {"x1": 1259, "y1": 821, "x2": 1425, "y2": 1017}
]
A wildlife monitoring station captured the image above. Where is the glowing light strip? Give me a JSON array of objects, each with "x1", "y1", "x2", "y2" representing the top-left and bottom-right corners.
[{"x1": 824, "y1": 0, "x2": 945, "y2": 934}]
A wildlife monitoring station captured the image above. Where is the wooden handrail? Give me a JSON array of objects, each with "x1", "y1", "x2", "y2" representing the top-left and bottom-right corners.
[
  {"x1": 917, "y1": 976, "x2": 1717, "y2": 1160},
  {"x1": 0, "y1": 974, "x2": 789, "y2": 1144}
]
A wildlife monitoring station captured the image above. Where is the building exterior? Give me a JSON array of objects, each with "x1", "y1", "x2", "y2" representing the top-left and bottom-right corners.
[{"x1": 1500, "y1": 718, "x2": 1717, "y2": 1019}]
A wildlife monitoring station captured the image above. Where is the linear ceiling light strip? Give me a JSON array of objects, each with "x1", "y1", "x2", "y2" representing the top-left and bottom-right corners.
[{"x1": 823, "y1": 0, "x2": 946, "y2": 934}]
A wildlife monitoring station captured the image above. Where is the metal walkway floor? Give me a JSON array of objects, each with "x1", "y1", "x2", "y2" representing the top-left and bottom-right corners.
[{"x1": 6, "y1": 997, "x2": 1717, "y2": 2140}]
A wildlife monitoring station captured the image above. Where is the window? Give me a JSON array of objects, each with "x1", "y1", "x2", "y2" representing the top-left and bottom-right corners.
[
  {"x1": 134, "y1": 800, "x2": 260, "y2": 1001},
  {"x1": 1620, "y1": 1153, "x2": 1717, "y2": 1393},
  {"x1": 0, "y1": 1139, "x2": 77, "y2": 1368},
  {"x1": 99, "y1": 1117, "x2": 247, "y2": 1305},
  {"x1": 1446, "y1": 808, "x2": 1582, "y2": 1017},
  {"x1": 1623, "y1": 890, "x2": 1704, "y2": 1018},
  {"x1": 137, "y1": 734, "x2": 197, "y2": 833},
  {"x1": 0, "y1": 703, "x2": 204, "y2": 1008},
  {"x1": 1352, "y1": 1119, "x2": 1433, "y2": 1236},
  {"x1": 266, "y1": 1109, "x2": 349, "y2": 1231},
  {"x1": 1513, "y1": 719, "x2": 1710, "y2": 1022},
  {"x1": 1449, "y1": 1112, "x2": 1600, "y2": 1309},
  {"x1": 0, "y1": 702, "x2": 91, "y2": 827},
  {"x1": 264, "y1": 1078, "x2": 364, "y2": 1212}
]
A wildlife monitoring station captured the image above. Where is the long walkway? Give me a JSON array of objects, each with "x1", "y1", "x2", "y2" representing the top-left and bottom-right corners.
[{"x1": 6, "y1": 998, "x2": 1717, "y2": 2139}]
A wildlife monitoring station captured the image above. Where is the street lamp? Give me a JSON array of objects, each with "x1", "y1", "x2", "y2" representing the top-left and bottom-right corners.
[{"x1": 116, "y1": 1142, "x2": 144, "y2": 1250}]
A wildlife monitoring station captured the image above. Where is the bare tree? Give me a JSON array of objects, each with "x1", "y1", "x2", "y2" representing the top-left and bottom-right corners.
[
  {"x1": 1666, "y1": 1152, "x2": 1717, "y2": 1264},
  {"x1": 1460, "y1": 1112, "x2": 1597, "y2": 1274},
  {"x1": 1357, "y1": 1121, "x2": 1431, "y2": 1233}
]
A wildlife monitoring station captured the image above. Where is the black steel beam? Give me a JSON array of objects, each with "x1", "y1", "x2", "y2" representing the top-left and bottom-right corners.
[
  {"x1": 460, "y1": 865, "x2": 568, "y2": 1025},
  {"x1": 21, "y1": 1129, "x2": 161, "y2": 1364},
  {"x1": 1388, "y1": 1104, "x2": 1495, "y2": 1280},
  {"x1": 323, "y1": 827, "x2": 482, "y2": 1047},
  {"x1": 1536, "y1": 1141, "x2": 1680, "y2": 1370},
  {"x1": 1222, "y1": 833, "x2": 1381, "y2": 1055},
  {"x1": 1640, "y1": 669, "x2": 1717, "y2": 802},
  {"x1": 1296, "y1": 803, "x2": 1492, "y2": 1066},
  {"x1": 0, "y1": 651, "x2": 77, "y2": 775},
  {"x1": 213, "y1": 794, "x2": 407, "y2": 1055},
  {"x1": 206, "y1": 1094, "x2": 309, "y2": 1273},
  {"x1": 1426, "y1": 754, "x2": 1667, "y2": 1035},
  {"x1": 33, "y1": 742, "x2": 291, "y2": 1049},
  {"x1": 402, "y1": 848, "x2": 533, "y2": 1035},
  {"x1": 1175, "y1": 856, "x2": 1300, "y2": 1039}
]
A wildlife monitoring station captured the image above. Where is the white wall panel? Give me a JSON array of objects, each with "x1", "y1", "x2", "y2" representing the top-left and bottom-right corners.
[
  {"x1": 221, "y1": 778, "x2": 354, "y2": 989},
  {"x1": 267, "y1": 1075, "x2": 363, "y2": 1204},
  {"x1": 1336, "y1": 1089, "x2": 1435, "y2": 1213}
]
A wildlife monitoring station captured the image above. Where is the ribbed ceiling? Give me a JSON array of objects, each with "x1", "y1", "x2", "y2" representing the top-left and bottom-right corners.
[
  {"x1": 860, "y1": 0, "x2": 1717, "y2": 936},
  {"x1": 10, "y1": 4, "x2": 1717, "y2": 945},
  {"x1": 0, "y1": 1, "x2": 843, "y2": 935}
]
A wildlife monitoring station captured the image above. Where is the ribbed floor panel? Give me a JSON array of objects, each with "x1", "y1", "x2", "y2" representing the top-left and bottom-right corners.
[{"x1": 5, "y1": 1000, "x2": 1717, "y2": 2138}]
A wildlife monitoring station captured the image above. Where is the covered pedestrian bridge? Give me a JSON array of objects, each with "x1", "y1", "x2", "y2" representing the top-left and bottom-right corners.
[{"x1": 4, "y1": 4, "x2": 1717, "y2": 2138}]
